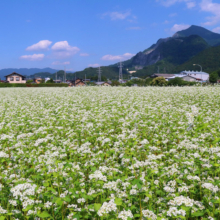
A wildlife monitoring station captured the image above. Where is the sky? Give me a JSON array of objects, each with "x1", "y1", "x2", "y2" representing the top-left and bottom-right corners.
[{"x1": 1, "y1": 0, "x2": 220, "y2": 71}]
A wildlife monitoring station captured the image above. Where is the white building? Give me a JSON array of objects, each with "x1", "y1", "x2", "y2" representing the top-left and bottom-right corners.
[{"x1": 180, "y1": 70, "x2": 209, "y2": 82}]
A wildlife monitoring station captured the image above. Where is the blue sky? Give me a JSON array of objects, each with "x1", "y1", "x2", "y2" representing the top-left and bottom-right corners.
[{"x1": 1, "y1": 0, "x2": 220, "y2": 71}]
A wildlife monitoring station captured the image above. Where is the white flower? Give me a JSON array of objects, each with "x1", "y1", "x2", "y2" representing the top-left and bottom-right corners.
[
  {"x1": 97, "y1": 199, "x2": 117, "y2": 216},
  {"x1": 118, "y1": 209, "x2": 133, "y2": 220},
  {"x1": 142, "y1": 209, "x2": 157, "y2": 219}
]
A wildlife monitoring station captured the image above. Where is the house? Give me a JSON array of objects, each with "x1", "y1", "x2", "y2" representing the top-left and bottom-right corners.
[
  {"x1": 33, "y1": 78, "x2": 42, "y2": 84},
  {"x1": 181, "y1": 75, "x2": 198, "y2": 82},
  {"x1": 69, "y1": 78, "x2": 86, "y2": 87},
  {"x1": 95, "y1": 82, "x2": 111, "y2": 86},
  {"x1": 180, "y1": 70, "x2": 209, "y2": 82},
  {"x1": 5, "y1": 72, "x2": 26, "y2": 83}
]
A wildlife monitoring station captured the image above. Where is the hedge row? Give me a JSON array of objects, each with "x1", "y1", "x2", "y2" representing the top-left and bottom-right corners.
[{"x1": 0, "y1": 83, "x2": 68, "y2": 87}]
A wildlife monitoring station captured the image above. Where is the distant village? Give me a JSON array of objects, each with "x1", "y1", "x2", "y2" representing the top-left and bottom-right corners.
[{"x1": 2, "y1": 69, "x2": 211, "y2": 87}]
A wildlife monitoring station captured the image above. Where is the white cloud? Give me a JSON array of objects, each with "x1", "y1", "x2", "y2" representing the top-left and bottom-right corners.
[
  {"x1": 169, "y1": 13, "x2": 177, "y2": 17},
  {"x1": 200, "y1": 0, "x2": 220, "y2": 26},
  {"x1": 171, "y1": 24, "x2": 190, "y2": 32},
  {"x1": 103, "y1": 11, "x2": 131, "y2": 20},
  {"x1": 157, "y1": 0, "x2": 196, "y2": 8},
  {"x1": 80, "y1": 53, "x2": 89, "y2": 56},
  {"x1": 101, "y1": 53, "x2": 135, "y2": 61},
  {"x1": 26, "y1": 40, "x2": 52, "y2": 51},
  {"x1": 20, "y1": 54, "x2": 45, "y2": 61},
  {"x1": 51, "y1": 41, "x2": 80, "y2": 58},
  {"x1": 212, "y1": 27, "x2": 220, "y2": 33},
  {"x1": 126, "y1": 26, "x2": 141, "y2": 30},
  {"x1": 163, "y1": 20, "x2": 170, "y2": 24},
  {"x1": 88, "y1": 64, "x2": 100, "y2": 67},
  {"x1": 52, "y1": 61, "x2": 70, "y2": 65},
  {"x1": 186, "y1": 1, "x2": 196, "y2": 8}
]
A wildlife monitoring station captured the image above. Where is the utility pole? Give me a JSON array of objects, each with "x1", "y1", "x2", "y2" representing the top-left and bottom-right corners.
[
  {"x1": 75, "y1": 73, "x2": 76, "y2": 86},
  {"x1": 85, "y1": 74, "x2": 87, "y2": 86},
  {"x1": 118, "y1": 61, "x2": 123, "y2": 82},
  {"x1": 56, "y1": 72, "x2": 57, "y2": 83},
  {"x1": 64, "y1": 67, "x2": 66, "y2": 83},
  {"x1": 157, "y1": 66, "x2": 160, "y2": 74},
  {"x1": 97, "y1": 67, "x2": 102, "y2": 82}
]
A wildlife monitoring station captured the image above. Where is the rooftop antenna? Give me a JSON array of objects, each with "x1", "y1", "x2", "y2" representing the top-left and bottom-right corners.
[
  {"x1": 97, "y1": 66, "x2": 102, "y2": 82},
  {"x1": 118, "y1": 61, "x2": 123, "y2": 82}
]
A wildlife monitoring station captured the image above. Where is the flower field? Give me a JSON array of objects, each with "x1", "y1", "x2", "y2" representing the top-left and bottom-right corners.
[{"x1": 1, "y1": 87, "x2": 220, "y2": 220}]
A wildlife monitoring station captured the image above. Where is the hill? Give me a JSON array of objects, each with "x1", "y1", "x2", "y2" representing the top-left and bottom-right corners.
[
  {"x1": 0, "y1": 68, "x2": 60, "y2": 80},
  {"x1": 173, "y1": 25, "x2": 220, "y2": 46},
  {"x1": 174, "y1": 45, "x2": 220, "y2": 73},
  {"x1": 27, "y1": 67, "x2": 128, "y2": 81},
  {"x1": 73, "y1": 66, "x2": 129, "y2": 80}
]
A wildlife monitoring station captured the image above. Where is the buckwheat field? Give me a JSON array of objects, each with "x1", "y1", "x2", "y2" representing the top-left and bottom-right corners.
[{"x1": 1, "y1": 87, "x2": 220, "y2": 220}]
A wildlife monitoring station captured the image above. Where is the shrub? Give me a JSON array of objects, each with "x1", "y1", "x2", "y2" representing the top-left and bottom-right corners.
[
  {"x1": 150, "y1": 77, "x2": 167, "y2": 86},
  {"x1": 209, "y1": 72, "x2": 218, "y2": 84}
]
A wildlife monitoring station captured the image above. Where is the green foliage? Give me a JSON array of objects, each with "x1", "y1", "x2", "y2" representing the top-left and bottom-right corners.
[
  {"x1": 26, "y1": 83, "x2": 68, "y2": 87},
  {"x1": 133, "y1": 60, "x2": 176, "y2": 78},
  {"x1": 111, "y1": 80, "x2": 120, "y2": 86},
  {"x1": 168, "y1": 77, "x2": 197, "y2": 86},
  {"x1": 158, "y1": 35, "x2": 208, "y2": 65},
  {"x1": 168, "y1": 77, "x2": 185, "y2": 86},
  {"x1": 211, "y1": 69, "x2": 220, "y2": 78},
  {"x1": 26, "y1": 79, "x2": 33, "y2": 84},
  {"x1": 174, "y1": 45, "x2": 220, "y2": 73},
  {"x1": 46, "y1": 78, "x2": 54, "y2": 83},
  {"x1": 90, "y1": 75, "x2": 107, "y2": 81},
  {"x1": 0, "y1": 83, "x2": 26, "y2": 87},
  {"x1": 0, "y1": 83, "x2": 69, "y2": 87},
  {"x1": 209, "y1": 72, "x2": 218, "y2": 83},
  {"x1": 150, "y1": 77, "x2": 167, "y2": 86}
]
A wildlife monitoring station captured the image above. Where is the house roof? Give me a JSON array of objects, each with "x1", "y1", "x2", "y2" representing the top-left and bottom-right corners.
[
  {"x1": 5, "y1": 72, "x2": 26, "y2": 78},
  {"x1": 95, "y1": 82, "x2": 111, "y2": 85},
  {"x1": 153, "y1": 74, "x2": 175, "y2": 78},
  {"x1": 181, "y1": 70, "x2": 209, "y2": 75}
]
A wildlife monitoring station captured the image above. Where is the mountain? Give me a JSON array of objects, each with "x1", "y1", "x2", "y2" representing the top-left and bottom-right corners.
[
  {"x1": 118, "y1": 25, "x2": 220, "y2": 71},
  {"x1": 122, "y1": 35, "x2": 208, "y2": 69},
  {"x1": 73, "y1": 66, "x2": 129, "y2": 80},
  {"x1": 0, "y1": 68, "x2": 71, "y2": 80},
  {"x1": 132, "y1": 44, "x2": 220, "y2": 78},
  {"x1": 173, "y1": 25, "x2": 220, "y2": 46},
  {"x1": 174, "y1": 45, "x2": 220, "y2": 73}
]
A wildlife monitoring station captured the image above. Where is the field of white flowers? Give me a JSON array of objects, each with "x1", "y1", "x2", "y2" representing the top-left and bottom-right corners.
[{"x1": 0, "y1": 87, "x2": 220, "y2": 220}]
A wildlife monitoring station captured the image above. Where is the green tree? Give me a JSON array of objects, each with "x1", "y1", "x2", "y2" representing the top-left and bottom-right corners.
[
  {"x1": 111, "y1": 80, "x2": 120, "y2": 86},
  {"x1": 150, "y1": 77, "x2": 167, "y2": 86},
  {"x1": 209, "y1": 72, "x2": 218, "y2": 83},
  {"x1": 168, "y1": 77, "x2": 186, "y2": 86},
  {"x1": 90, "y1": 75, "x2": 107, "y2": 81},
  {"x1": 46, "y1": 78, "x2": 54, "y2": 83},
  {"x1": 26, "y1": 79, "x2": 33, "y2": 84}
]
